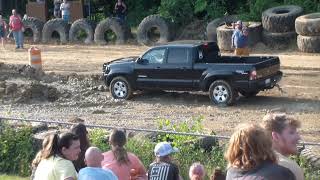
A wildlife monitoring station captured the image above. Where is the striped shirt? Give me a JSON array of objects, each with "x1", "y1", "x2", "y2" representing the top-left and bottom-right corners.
[{"x1": 148, "y1": 162, "x2": 179, "y2": 180}]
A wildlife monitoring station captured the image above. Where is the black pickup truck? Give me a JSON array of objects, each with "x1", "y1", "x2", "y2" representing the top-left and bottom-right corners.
[{"x1": 102, "y1": 42, "x2": 282, "y2": 106}]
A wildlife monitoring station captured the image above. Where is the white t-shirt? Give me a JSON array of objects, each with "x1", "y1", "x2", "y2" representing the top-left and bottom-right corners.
[{"x1": 60, "y1": 3, "x2": 71, "y2": 16}]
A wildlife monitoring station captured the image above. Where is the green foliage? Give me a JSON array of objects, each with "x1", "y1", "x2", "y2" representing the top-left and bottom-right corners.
[
  {"x1": 0, "y1": 123, "x2": 35, "y2": 176},
  {"x1": 0, "y1": 174, "x2": 28, "y2": 180},
  {"x1": 89, "y1": 128, "x2": 110, "y2": 151},
  {"x1": 237, "y1": 0, "x2": 280, "y2": 21},
  {"x1": 206, "y1": 0, "x2": 229, "y2": 20},
  {"x1": 292, "y1": 155, "x2": 320, "y2": 179},
  {"x1": 194, "y1": 0, "x2": 208, "y2": 14},
  {"x1": 126, "y1": 0, "x2": 160, "y2": 27},
  {"x1": 283, "y1": 0, "x2": 320, "y2": 13},
  {"x1": 158, "y1": 0, "x2": 194, "y2": 25}
]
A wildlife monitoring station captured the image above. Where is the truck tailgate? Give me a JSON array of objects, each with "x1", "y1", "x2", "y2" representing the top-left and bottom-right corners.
[{"x1": 254, "y1": 57, "x2": 280, "y2": 79}]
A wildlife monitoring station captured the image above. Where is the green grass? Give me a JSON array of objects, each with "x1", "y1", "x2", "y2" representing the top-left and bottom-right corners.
[{"x1": 0, "y1": 174, "x2": 28, "y2": 180}]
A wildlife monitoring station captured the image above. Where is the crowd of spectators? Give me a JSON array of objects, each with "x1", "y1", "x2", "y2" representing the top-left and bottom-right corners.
[{"x1": 30, "y1": 113, "x2": 305, "y2": 180}]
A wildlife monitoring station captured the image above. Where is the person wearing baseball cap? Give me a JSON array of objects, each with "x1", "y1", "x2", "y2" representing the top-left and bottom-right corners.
[
  {"x1": 148, "y1": 142, "x2": 181, "y2": 180},
  {"x1": 231, "y1": 20, "x2": 249, "y2": 56}
]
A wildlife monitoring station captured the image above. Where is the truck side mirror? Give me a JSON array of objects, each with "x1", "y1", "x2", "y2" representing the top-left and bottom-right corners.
[{"x1": 137, "y1": 58, "x2": 148, "y2": 64}]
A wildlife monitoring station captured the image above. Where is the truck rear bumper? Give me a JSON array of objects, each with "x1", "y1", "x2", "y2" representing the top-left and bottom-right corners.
[{"x1": 235, "y1": 71, "x2": 283, "y2": 92}]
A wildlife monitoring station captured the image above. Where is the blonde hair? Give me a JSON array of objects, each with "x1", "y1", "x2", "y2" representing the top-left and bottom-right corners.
[
  {"x1": 225, "y1": 124, "x2": 277, "y2": 171},
  {"x1": 262, "y1": 113, "x2": 301, "y2": 135}
]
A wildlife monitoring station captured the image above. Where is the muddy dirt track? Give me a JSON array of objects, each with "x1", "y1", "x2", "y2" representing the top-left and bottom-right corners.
[{"x1": 0, "y1": 43, "x2": 319, "y2": 144}]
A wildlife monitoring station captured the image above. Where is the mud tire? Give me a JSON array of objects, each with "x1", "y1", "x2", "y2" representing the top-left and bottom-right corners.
[
  {"x1": 22, "y1": 17, "x2": 45, "y2": 43},
  {"x1": 216, "y1": 25, "x2": 234, "y2": 51},
  {"x1": 137, "y1": 15, "x2": 171, "y2": 46},
  {"x1": 297, "y1": 35, "x2": 320, "y2": 53},
  {"x1": 94, "y1": 18, "x2": 126, "y2": 45},
  {"x1": 247, "y1": 22, "x2": 262, "y2": 47},
  {"x1": 110, "y1": 76, "x2": 133, "y2": 100},
  {"x1": 295, "y1": 13, "x2": 320, "y2": 36},
  {"x1": 262, "y1": 5, "x2": 303, "y2": 33},
  {"x1": 209, "y1": 80, "x2": 235, "y2": 106},
  {"x1": 69, "y1": 18, "x2": 95, "y2": 44},
  {"x1": 262, "y1": 30, "x2": 297, "y2": 49},
  {"x1": 42, "y1": 18, "x2": 69, "y2": 44},
  {"x1": 206, "y1": 15, "x2": 238, "y2": 42}
]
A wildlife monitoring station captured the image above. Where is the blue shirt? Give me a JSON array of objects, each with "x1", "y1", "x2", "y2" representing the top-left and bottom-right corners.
[
  {"x1": 79, "y1": 167, "x2": 118, "y2": 180},
  {"x1": 232, "y1": 29, "x2": 248, "y2": 48}
]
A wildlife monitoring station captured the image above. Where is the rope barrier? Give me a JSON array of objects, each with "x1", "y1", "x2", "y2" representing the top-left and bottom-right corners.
[{"x1": 1, "y1": 116, "x2": 320, "y2": 146}]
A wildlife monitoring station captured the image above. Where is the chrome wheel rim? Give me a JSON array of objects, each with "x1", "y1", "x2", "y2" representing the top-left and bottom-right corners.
[
  {"x1": 213, "y1": 85, "x2": 229, "y2": 103},
  {"x1": 113, "y1": 81, "x2": 127, "y2": 98}
]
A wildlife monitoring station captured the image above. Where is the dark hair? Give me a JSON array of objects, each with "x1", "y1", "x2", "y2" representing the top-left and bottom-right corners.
[
  {"x1": 58, "y1": 132, "x2": 79, "y2": 152},
  {"x1": 109, "y1": 129, "x2": 129, "y2": 165},
  {"x1": 71, "y1": 123, "x2": 90, "y2": 171}
]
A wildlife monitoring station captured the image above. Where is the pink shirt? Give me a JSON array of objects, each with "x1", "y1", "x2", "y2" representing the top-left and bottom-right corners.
[
  {"x1": 102, "y1": 151, "x2": 147, "y2": 180},
  {"x1": 9, "y1": 15, "x2": 23, "y2": 31}
]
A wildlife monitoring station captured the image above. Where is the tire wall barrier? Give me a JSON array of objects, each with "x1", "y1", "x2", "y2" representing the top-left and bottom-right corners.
[
  {"x1": 206, "y1": 15, "x2": 238, "y2": 42},
  {"x1": 94, "y1": 18, "x2": 126, "y2": 45},
  {"x1": 23, "y1": 17, "x2": 45, "y2": 43},
  {"x1": 295, "y1": 13, "x2": 320, "y2": 53},
  {"x1": 216, "y1": 25, "x2": 234, "y2": 51},
  {"x1": 69, "y1": 19, "x2": 95, "y2": 44},
  {"x1": 137, "y1": 14, "x2": 171, "y2": 46},
  {"x1": 42, "y1": 18, "x2": 69, "y2": 44}
]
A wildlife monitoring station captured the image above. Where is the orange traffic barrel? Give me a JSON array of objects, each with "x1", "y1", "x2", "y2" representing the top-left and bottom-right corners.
[{"x1": 28, "y1": 47, "x2": 42, "y2": 70}]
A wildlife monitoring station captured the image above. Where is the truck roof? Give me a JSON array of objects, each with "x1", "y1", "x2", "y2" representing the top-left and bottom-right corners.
[{"x1": 156, "y1": 41, "x2": 217, "y2": 48}]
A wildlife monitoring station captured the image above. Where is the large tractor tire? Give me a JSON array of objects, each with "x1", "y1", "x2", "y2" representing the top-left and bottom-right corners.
[
  {"x1": 69, "y1": 18, "x2": 95, "y2": 44},
  {"x1": 216, "y1": 25, "x2": 234, "y2": 51},
  {"x1": 94, "y1": 18, "x2": 126, "y2": 45},
  {"x1": 22, "y1": 17, "x2": 44, "y2": 43},
  {"x1": 297, "y1": 35, "x2": 320, "y2": 53},
  {"x1": 295, "y1": 13, "x2": 320, "y2": 36},
  {"x1": 206, "y1": 15, "x2": 238, "y2": 42},
  {"x1": 247, "y1": 22, "x2": 262, "y2": 47},
  {"x1": 262, "y1": 30, "x2": 297, "y2": 49},
  {"x1": 262, "y1": 5, "x2": 303, "y2": 33},
  {"x1": 42, "y1": 18, "x2": 69, "y2": 44},
  {"x1": 137, "y1": 15, "x2": 171, "y2": 46}
]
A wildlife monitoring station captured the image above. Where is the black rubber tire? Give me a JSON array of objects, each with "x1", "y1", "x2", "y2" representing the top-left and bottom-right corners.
[
  {"x1": 297, "y1": 35, "x2": 320, "y2": 53},
  {"x1": 69, "y1": 18, "x2": 95, "y2": 44},
  {"x1": 206, "y1": 15, "x2": 238, "y2": 42},
  {"x1": 262, "y1": 5, "x2": 303, "y2": 33},
  {"x1": 247, "y1": 22, "x2": 262, "y2": 47},
  {"x1": 262, "y1": 30, "x2": 297, "y2": 49},
  {"x1": 22, "y1": 17, "x2": 44, "y2": 43},
  {"x1": 216, "y1": 25, "x2": 234, "y2": 51},
  {"x1": 42, "y1": 18, "x2": 69, "y2": 44},
  {"x1": 110, "y1": 76, "x2": 133, "y2": 100},
  {"x1": 209, "y1": 80, "x2": 235, "y2": 106},
  {"x1": 295, "y1": 13, "x2": 320, "y2": 36},
  {"x1": 137, "y1": 15, "x2": 171, "y2": 46},
  {"x1": 94, "y1": 18, "x2": 126, "y2": 45},
  {"x1": 239, "y1": 90, "x2": 260, "y2": 98}
]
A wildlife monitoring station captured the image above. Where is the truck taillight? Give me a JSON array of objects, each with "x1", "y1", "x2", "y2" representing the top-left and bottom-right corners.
[{"x1": 250, "y1": 70, "x2": 257, "y2": 80}]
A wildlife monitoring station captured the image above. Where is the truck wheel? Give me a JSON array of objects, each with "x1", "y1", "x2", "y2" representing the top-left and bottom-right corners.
[
  {"x1": 42, "y1": 18, "x2": 69, "y2": 44},
  {"x1": 239, "y1": 90, "x2": 259, "y2": 98},
  {"x1": 110, "y1": 76, "x2": 133, "y2": 100},
  {"x1": 22, "y1": 17, "x2": 44, "y2": 43},
  {"x1": 209, "y1": 80, "x2": 235, "y2": 106}
]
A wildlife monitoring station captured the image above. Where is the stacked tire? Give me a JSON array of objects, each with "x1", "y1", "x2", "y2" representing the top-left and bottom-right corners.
[
  {"x1": 22, "y1": 17, "x2": 45, "y2": 43},
  {"x1": 295, "y1": 13, "x2": 320, "y2": 53},
  {"x1": 42, "y1": 18, "x2": 69, "y2": 44},
  {"x1": 69, "y1": 18, "x2": 95, "y2": 44},
  {"x1": 206, "y1": 15, "x2": 238, "y2": 42},
  {"x1": 262, "y1": 5, "x2": 303, "y2": 49}
]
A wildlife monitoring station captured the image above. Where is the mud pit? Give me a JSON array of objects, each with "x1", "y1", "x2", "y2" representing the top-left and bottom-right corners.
[{"x1": 0, "y1": 43, "x2": 320, "y2": 144}]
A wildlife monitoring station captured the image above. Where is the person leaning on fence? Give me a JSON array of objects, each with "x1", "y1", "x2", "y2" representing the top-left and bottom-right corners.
[
  {"x1": 225, "y1": 123, "x2": 296, "y2": 180},
  {"x1": 101, "y1": 129, "x2": 147, "y2": 180},
  {"x1": 189, "y1": 162, "x2": 205, "y2": 180},
  {"x1": 9, "y1": 9, "x2": 24, "y2": 49},
  {"x1": 262, "y1": 113, "x2": 305, "y2": 180},
  {"x1": 78, "y1": 147, "x2": 118, "y2": 180},
  {"x1": 0, "y1": 14, "x2": 7, "y2": 49},
  {"x1": 231, "y1": 20, "x2": 249, "y2": 56},
  {"x1": 60, "y1": 0, "x2": 71, "y2": 23},
  {"x1": 71, "y1": 123, "x2": 90, "y2": 172},
  {"x1": 33, "y1": 132, "x2": 81, "y2": 180},
  {"x1": 148, "y1": 142, "x2": 181, "y2": 180}
]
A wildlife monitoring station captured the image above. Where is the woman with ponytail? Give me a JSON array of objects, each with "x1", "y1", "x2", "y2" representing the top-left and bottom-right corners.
[{"x1": 102, "y1": 129, "x2": 147, "y2": 180}]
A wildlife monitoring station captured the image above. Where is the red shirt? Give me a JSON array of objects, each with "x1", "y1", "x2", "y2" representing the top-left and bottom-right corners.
[{"x1": 9, "y1": 15, "x2": 23, "y2": 31}]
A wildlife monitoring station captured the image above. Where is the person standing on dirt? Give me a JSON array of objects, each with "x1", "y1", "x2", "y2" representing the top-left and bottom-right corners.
[
  {"x1": 262, "y1": 113, "x2": 305, "y2": 180},
  {"x1": 231, "y1": 20, "x2": 249, "y2": 56},
  {"x1": 54, "y1": 0, "x2": 62, "y2": 18},
  {"x1": 60, "y1": 0, "x2": 71, "y2": 23},
  {"x1": 114, "y1": 0, "x2": 127, "y2": 23},
  {"x1": 9, "y1": 9, "x2": 24, "y2": 49},
  {"x1": 0, "y1": 14, "x2": 7, "y2": 49}
]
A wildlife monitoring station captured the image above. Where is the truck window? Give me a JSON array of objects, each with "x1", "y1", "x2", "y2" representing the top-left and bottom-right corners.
[
  {"x1": 142, "y1": 48, "x2": 166, "y2": 64},
  {"x1": 167, "y1": 48, "x2": 189, "y2": 64}
]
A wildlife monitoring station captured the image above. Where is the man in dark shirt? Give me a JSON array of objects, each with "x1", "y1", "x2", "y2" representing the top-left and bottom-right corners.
[{"x1": 148, "y1": 142, "x2": 180, "y2": 180}]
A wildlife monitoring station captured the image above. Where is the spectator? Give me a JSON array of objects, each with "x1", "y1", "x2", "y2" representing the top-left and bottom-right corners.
[
  {"x1": 101, "y1": 129, "x2": 147, "y2": 180},
  {"x1": 225, "y1": 124, "x2": 296, "y2": 180},
  {"x1": 231, "y1": 20, "x2": 249, "y2": 56},
  {"x1": 71, "y1": 123, "x2": 90, "y2": 172},
  {"x1": 60, "y1": 0, "x2": 71, "y2": 23},
  {"x1": 34, "y1": 132, "x2": 81, "y2": 180},
  {"x1": 189, "y1": 162, "x2": 205, "y2": 180},
  {"x1": 54, "y1": 0, "x2": 62, "y2": 18},
  {"x1": 262, "y1": 113, "x2": 304, "y2": 180},
  {"x1": 9, "y1": 9, "x2": 24, "y2": 49},
  {"x1": 114, "y1": 0, "x2": 127, "y2": 23},
  {"x1": 79, "y1": 147, "x2": 118, "y2": 180},
  {"x1": 210, "y1": 168, "x2": 226, "y2": 180},
  {"x1": 0, "y1": 14, "x2": 7, "y2": 48},
  {"x1": 148, "y1": 142, "x2": 180, "y2": 180}
]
